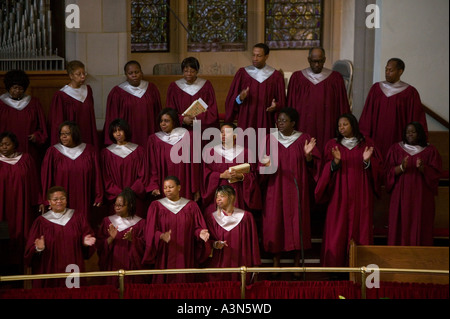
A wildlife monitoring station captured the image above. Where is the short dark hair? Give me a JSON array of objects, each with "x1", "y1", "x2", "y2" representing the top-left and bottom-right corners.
[
  {"x1": 278, "y1": 107, "x2": 299, "y2": 126},
  {"x1": 164, "y1": 175, "x2": 181, "y2": 186},
  {"x1": 118, "y1": 187, "x2": 137, "y2": 217},
  {"x1": 0, "y1": 131, "x2": 19, "y2": 150},
  {"x1": 66, "y1": 60, "x2": 85, "y2": 75},
  {"x1": 336, "y1": 113, "x2": 365, "y2": 145},
  {"x1": 47, "y1": 186, "x2": 68, "y2": 200},
  {"x1": 158, "y1": 108, "x2": 181, "y2": 129},
  {"x1": 403, "y1": 122, "x2": 428, "y2": 147},
  {"x1": 59, "y1": 121, "x2": 82, "y2": 146},
  {"x1": 220, "y1": 122, "x2": 237, "y2": 130},
  {"x1": 4, "y1": 69, "x2": 30, "y2": 91},
  {"x1": 108, "y1": 118, "x2": 132, "y2": 143},
  {"x1": 181, "y1": 57, "x2": 200, "y2": 72},
  {"x1": 215, "y1": 185, "x2": 236, "y2": 199},
  {"x1": 254, "y1": 43, "x2": 270, "y2": 55},
  {"x1": 124, "y1": 60, "x2": 142, "y2": 74},
  {"x1": 388, "y1": 58, "x2": 405, "y2": 71}
]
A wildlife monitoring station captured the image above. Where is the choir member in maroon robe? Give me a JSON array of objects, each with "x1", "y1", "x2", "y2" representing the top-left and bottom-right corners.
[
  {"x1": 146, "y1": 108, "x2": 201, "y2": 202},
  {"x1": 166, "y1": 57, "x2": 220, "y2": 132},
  {"x1": 225, "y1": 43, "x2": 286, "y2": 135},
  {"x1": 315, "y1": 113, "x2": 382, "y2": 268},
  {"x1": 0, "y1": 70, "x2": 48, "y2": 166},
  {"x1": 24, "y1": 186, "x2": 96, "y2": 288},
  {"x1": 47, "y1": 60, "x2": 100, "y2": 150},
  {"x1": 142, "y1": 176, "x2": 210, "y2": 283},
  {"x1": 287, "y1": 47, "x2": 350, "y2": 152},
  {"x1": 96, "y1": 188, "x2": 146, "y2": 285},
  {"x1": 40, "y1": 121, "x2": 103, "y2": 227},
  {"x1": 103, "y1": 60, "x2": 162, "y2": 148},
  {"x1": 260, "y1": 109, "x2": 321, "y2": 278},
  {"x1": 101, "y1": 118, "x2": 147, "y2": 218},
  {"x1": 201, "y1": 122, "x2": 262, "y2": 215},
  {"x1": 359, "y1": 58, "x2": 428, "y2": 159},
  {"x1": 0, "y1": 132, "x2": 40, "y2": 269},
  {"x1": 204, "y1": 185, "x2": 261, "y2": 282},
  {"x1": 385, "y1": 122, "x2": 442, "y2": 246}
]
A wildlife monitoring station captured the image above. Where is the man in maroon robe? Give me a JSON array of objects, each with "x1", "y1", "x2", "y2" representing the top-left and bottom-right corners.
[
  {"x1": 287, "y1": 47, "x2": 350, "y2": 152},
  {"x1": 103, "y1": 61, "x2": 162, "y2": 148},
  {"x1": 225, "y1": 43, "x2": 286, "y2": 135},
  {"x1": 359, "y1": 58, "x2": 428, "y2": 159}
]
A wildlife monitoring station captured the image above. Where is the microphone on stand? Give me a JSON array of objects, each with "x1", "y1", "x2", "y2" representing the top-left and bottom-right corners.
[{"x1": 292, "y1": 173, "x2": 306, "y2": 281}]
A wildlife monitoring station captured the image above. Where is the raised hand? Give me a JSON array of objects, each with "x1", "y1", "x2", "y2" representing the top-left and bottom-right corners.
[
  {"x1": 266, "y1": 99, "x2": 277, "y2": 112},
  {"x1": 123, "y1": 227, "x2": 133, "y2": 242},
  {"x1": 35, "y1": 235, "x2": 45, "y2": 250},
  {"x1": 107, "y1": 223, "x2": 118, "y2": 240},
  {"x1": 239, "y1": 87, "x2": 250, "y2": 101},
  {"x1": 304, "y1": 138, "x2": 317, "y2": 160},
  {"x1": 363, "y1": 146, "x2": 374, "y2": 163},
  {"x1": 83, "y1": 234, "x2": 96, "y2": 246},
  {"x1": 331, "y1": 146, "x2": 341, "y2": 165},
  {"x1": 160, "y1": 229, "x2": 171, "y2": 243},
  {"x1": 199, "y1": 229, "x2": 210, "y2": 242}
]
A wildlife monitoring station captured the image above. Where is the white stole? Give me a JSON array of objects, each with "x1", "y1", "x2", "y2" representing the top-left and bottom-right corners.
[
  {"x1": 54, "y1": 143, "x2": 87, "y2": 160},
  {"x1": 158, "y1": 197, "x2": 190, "y2": 215},
  {"x1": 107, "y1": 143, "x2": 138, "y2": 159},
  {"x1": 245, "y1": 65, "x2": 276, "y2": 83},
  {"x1": 399, "y1": 142, "x2": 426, "y2": 156},
  {"x1": 108, "y1": 214, "x2": 142, "y2": 232},
  {"x1": 302, "y1": 67, "x2": 332, "y2": 85},
  {"x1": 60, "y1": 85, "x2": 88, "y2": 103},
  {"x1": 272, "y1": 131, "x2": 302, "y2": 148},
  {"x1": 155, "y1": 127, "x2": 188, "y2": 146},
  {"x1": 213, "y1": 208, "x2": 245, "y2": 232},
  {"x1": 213, "y1": 144, "x2": 245, "y2": 162},
  {"x1": 118, "y1": 80, "x2": 149, "y2": 99},
  {"x1": 0, "y1": 153, "x2": 22, "y2": 165},
  {"x1": 175, "y1": 78, "x2": 207, "y2": 96},
  {"x1": 379, "y1": 81, "x2": 410, "y2": 98},
  {"x1": 340, "y1": 137, "x2": 359, "y2": 150},
  {"x1": 0, "y1": 93, "x2": 31, "y2": 111},
  {"x1": 42, "y1": 209, "x2": 75, "y2": 226}
]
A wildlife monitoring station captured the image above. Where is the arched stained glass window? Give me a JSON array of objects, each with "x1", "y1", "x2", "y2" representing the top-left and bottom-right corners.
[
  {"x1": 187, "y1": 0, "x2": 247, "y2": 52},
  {"x1": 131, "y1": 0, "x2": 170, "y2": 52},
  {"x1": 265, "y1": 0, "x2": 323, "y2": 50}
]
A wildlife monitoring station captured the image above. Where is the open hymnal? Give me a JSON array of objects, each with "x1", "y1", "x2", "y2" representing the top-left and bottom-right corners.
[
  {"x1": 182, "y1": 98, "x2": 208, "y2": 117},
  {"x1": 227, "y1": 163, "x2": 250, "y2": 184}
]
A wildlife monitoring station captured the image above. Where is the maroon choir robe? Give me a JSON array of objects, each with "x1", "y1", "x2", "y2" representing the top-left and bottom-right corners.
[
  {"x1": 261, "y1": 131, "x2": 321, "y2": 254},
  {"x1": 146, "y1": 128, "x2": 200, "y2": 201},
  {"x1": 225, "y1": 65, "x2": 286, "y2": 134},
  {"x1": 40, "y1": 143, "x2": 104, "y2": 220},
  {"x1": 166, "y1": 78, "x2": 220, "y2": 132},
  {"x1": 287, "y1": 68, "x2": 350, "y2": 152},
  {"x1": 0, "y1": 153, "x2": 40, "y2": 265},
  {"x1": 96, "y1": 214, "x2": 146, "y2": 285},
  {"x1": 24, "y1": 209, "x2": 95, "y2": 288},
  {"x1": 103, "y1": 81, "x2": 162, "y2": 147},
  {"x1": 385, "y1": 142, "x2": 442, "y2": 246},
  {"x1": 0, "y1": 94, "x2": 48, "y2": 164},
  {"x1": 204, "y1": 208, "x2": 261, "y2": 282},
  {"x1": 315, "y1": 137, "x2": 382, "y2": 267},
  {"x1": 359, "y1": 81, "x2": 428, "y2": 159},
  {"x1": 142, "y1": 198, "x2": 210, "y2": 283},
  {"x1": 100, "y1": 143, "x2": 147, "y2": 217},
  {"x1": 48, "y1": 85, "x2": 100, "y2": 150},
  {"x1": 201, "y1": 144, "x2": 262, "y2": 214}
]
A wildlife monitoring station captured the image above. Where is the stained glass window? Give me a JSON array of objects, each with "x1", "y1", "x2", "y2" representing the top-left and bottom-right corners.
[
  {"x1": 265, "y1": 0, "x2": 323, "y2": 50},
  {"x1": 187, "y1": 0, "x2": 247, "y2": 52},
  {"x1": 131, "y1": 0, "x2": 170, "y2": 52}
]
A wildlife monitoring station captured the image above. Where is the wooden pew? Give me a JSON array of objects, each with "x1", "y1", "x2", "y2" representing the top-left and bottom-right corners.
[{"x1": 349, "y1": 240, "x2": 449, "y2": 284}]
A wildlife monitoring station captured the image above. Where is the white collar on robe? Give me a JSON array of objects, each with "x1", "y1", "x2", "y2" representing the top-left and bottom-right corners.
[
  {"x1": 42, "y1": 208, "x2": 75, "y2": 226},
  {"x1": 108, "y1": 214, "x2": 142, "y2": 232},
  {"x1": 118, "y1": 80, "x2": 149, "y2": 99},
  {"x1": 379, "y1": 81, "x2": 410, "y2": 98},
  {"x1": 399, "y1": 142, "x2": 427, "y2": 156},
  {"x1": 107, "y1": 142, "x2": 138, "y2": 159},
  {"x1": 340, "y1": 137, "x2": 359, "y2": 150},
  {"x1": 0, "y1": 152, "x2": 22, "y2": 165},
  {"x1": 54, "y1": 143, "x2": 87, "y2": 160},
  {"x1": 302, "y1": 67, "x2": 333, "y2": 85},
  {"x1": 272, "y1": 130, "x2": 302, "y2": 148},
  {"x1": 213, "y1": 208, "x2": 245, "y2": 232},
  {"x1": 213, "y1": 143, "x2": 245, "y2": 162},
  {"x1": 175, "y1": 78, "x2": 207, "y2": 96},
  {"x1": 245, "y1": 65, "x2": 276, "y2": 83},
  {"x1": 157, "y1": 197, "x2": 190, "y2": 215},
  {"x1": 155, "y1": 127, "x2": 188, "y2": 146},
  {"x1": 60, "y1": 85, "x2": 88, "y2": 103},
  {"x1": 0, "y1": 93, "x2": 31, "y2": 111}
]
